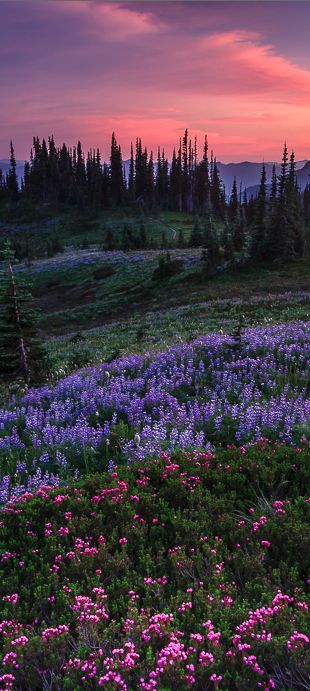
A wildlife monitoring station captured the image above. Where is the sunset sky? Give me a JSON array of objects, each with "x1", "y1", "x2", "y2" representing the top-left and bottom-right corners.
[{"x1": 1, "y1": 1, "x2": 310, "y2": 162}]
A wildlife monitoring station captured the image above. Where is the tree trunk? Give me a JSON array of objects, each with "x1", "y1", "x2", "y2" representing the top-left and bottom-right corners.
[{"x1": 8, "y1": 261, "x2": 30, "y2": 383}]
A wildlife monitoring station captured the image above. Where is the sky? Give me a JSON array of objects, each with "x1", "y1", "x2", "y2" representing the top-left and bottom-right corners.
[{"x1": 1, "y1": 1, "x2": 310, "y2": 163}]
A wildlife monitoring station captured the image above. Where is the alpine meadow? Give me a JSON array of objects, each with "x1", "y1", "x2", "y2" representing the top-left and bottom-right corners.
[{"x1": 0, "y1": 2, "x2": 309, "y2": 690}]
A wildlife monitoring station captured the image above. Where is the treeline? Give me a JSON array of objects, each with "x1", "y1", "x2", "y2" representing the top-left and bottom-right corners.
[
  {"x1": 0, "y1": 131, "x2": 224, "y2": 214},
  {"x1": 0, "y1": 132, "x2": 309, "y2": 263}
]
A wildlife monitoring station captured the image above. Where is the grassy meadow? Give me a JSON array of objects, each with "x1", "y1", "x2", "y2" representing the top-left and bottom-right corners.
[{"x1": 0, "y1": 211, "x2": 309, "y2": 690}]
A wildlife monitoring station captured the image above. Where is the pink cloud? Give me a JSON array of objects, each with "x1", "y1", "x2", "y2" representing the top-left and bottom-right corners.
[
  {"x1": 202, "y1": 30, "x2": 310, "y2": 101},
  {"x1": 55, "y1": 1, "x2": 160, "y2": 39},
  {"x1": 1, "y1": 2, "x2": 310, "y2": 161}
]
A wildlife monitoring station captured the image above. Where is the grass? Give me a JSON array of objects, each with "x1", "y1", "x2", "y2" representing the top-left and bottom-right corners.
[{"x1": 47, "y1": 288, "x2": 310, "y2": 378}]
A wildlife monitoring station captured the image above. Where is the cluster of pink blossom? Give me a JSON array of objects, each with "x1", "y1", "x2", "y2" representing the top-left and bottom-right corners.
[
  {"x1": 144, "y1": 576, "x2": 168, "y2": 587},
  {"x1": 286, "y1": 631, "x2": 310, "y2": 651},
  {"x1": 41, "y1": 624, "x2": 69, "y2": 642},
  {"x1": 71, "y1": 587, "x2": 108, "y2": 624},
  {"x1": 1, "y1": 596, "x2": 18, "y2": 606}
]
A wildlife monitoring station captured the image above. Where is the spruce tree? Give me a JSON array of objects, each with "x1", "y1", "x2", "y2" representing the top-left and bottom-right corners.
[
  {"x1": 229, "y1": 177, "x2": 239, "y2": 224},
  {"x1": 128, "y1": 143, "x2": 135, "y2": 202},
  {"x1": 181, "y1": 128, "x2": 190, "y2": 212},
  {"x1": 210, "y1": 158, "x2": 225, "y2": 219},
  {"x1": 110, "y1": 132, "x2": 125, "y2": 207},
  {"x1": 250, "y1": 163, "x2": 268, "y2": 262},
  {"x1": 201, "y1": 217, "x2": 219, "y2": 270},
  {"x1": 303, "y1": 183, "x2": 310, "y2": 256},
  {"x1": 221, "y1": 223, "x2": 234, "y2": 261},
  {"x1": 286, "y1": 152, "x2": 304, "y2": 258},
  {"x1": 169, "y1": 146, "x2": 182, "y2": 212},
  {"x1": 0, "y1": 243, "x2": 48, "y2": 384},
  {"x1": 7, "y1": 141, "x2": 19, "y2": 202},
  {"x1": 196, "y1": 135, "x2": 210, "y2": 215},
  {"x1": 189, "y1": 216, "x2": 203, "y2": 247}
]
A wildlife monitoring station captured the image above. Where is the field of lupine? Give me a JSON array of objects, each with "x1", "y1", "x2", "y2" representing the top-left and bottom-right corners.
[
  {"x1": 0, "y1": 320, "x2": 309, "y2": 503},
  {"x1": 0, "y1": 443, "x2": 309, "y2": 689}
]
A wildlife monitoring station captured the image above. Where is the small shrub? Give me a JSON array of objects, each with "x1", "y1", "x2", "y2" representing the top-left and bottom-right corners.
[
  {"x1": 93, "y1": 264, "x2": 115, "y2": 280},
  {"x1": 153, "y1": 253, "x2": 185, "y2": 279}
]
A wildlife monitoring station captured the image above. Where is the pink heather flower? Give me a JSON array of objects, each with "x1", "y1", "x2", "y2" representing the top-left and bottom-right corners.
[
  {"x1": 199, "y1": 651, "x2": 214, "y2": 666},
  {"x1": 261, "y1": 541, "x2": 271, "y2": 548},
  {"x1": 287, "y1": 631, "x2": 309, "y2": 651},
  {"x1": 11, "y1": 636, "x2": 28, "y2": 647},
  {"x1": 2, "y1": 594, "x2": 18, "y2": 605},
  {"x1": 296, "y1": 601, "x2": 308, "y2": 610},
  {"x1": 0, "y1": 674, "x2": 16, "y2": 690},
  {"x1": 2, "y1": 652, "x2": 18, "y2": 668},
  {"x1": 42, "y1": 624, "x2": 69, "y2": 641},
  {"x1": 119, "y1": 538, "x2": 128, "y2": 545}
]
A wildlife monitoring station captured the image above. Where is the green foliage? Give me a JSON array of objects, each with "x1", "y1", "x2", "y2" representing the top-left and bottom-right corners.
[{"x1": 0, "y1": 443, "x2": 309, "y2": 688}]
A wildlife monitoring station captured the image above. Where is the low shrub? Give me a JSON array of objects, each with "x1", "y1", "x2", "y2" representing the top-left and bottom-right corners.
[
  {"x1": 0, "y1": 441, "x2": 309, "y2": 689},
  {"x1": 153, "y1": 253, "x2": 185, "y2": 279}
]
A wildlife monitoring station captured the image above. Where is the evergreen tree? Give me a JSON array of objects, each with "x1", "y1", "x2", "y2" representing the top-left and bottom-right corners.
[
  {"x1": 266, "y1": 145, "x2": 287, "y2": 260},
  {"x1": 201, "y1": 217, "x2": 220, "y2": 270},
  {"x1": 182, "y1": 128, "x2": 190, "y2": 212},
  {"x1": 110, "y1": 132, "x2": 125, "y2": 207},
  {"x1": 7, "y1": 141, "x2": 19, "y2": 202},
  {"x1": 155, "y1": 149, "x2": 169, "y2": 210},
  {"x1": 0, "y1": 168, "x2": 6, "y2": 205},
  {"x1": 221, "y1": 223, "x2": 234, "y2": 261},
  {"x1": 210, "y1": 158, "x2": 225, "y2": 218},
  {"x1": 229, "y1": 177, "x2": 245, "y2": 252},
  {"x1": 303, "y1": 183, "x2": 310, "y2": 256},
  {"x1": 101, "y1": 163, "x2": 111, "y2": 209},
  {"x1": 74, "y1": 140, "x2": 87, "y2": 209},
  {"x1": 169, "y1": 146, "x2": 182, "y2": 212},
  {"x1": 128, "y1": 143, "x2": 135, "y2": 202},
  {"x1": 146, "y1": 151, "x2": 155, "y2": 209},
  {"x1": 0, "y1": 242, "x2": 48, "y2": 383},
  {"x1": 189, "y1": 216, "x2": 203, "y2": 247},
  {"x1": 250, "y1": 163, "x2": 268, "y2": 262},
  {"x1": 285, "y1": 151, "x2": 304, "y2": 258},
  {"x1": 48, "y1": 135, "x2": 59, "y2": 203},
  {"x1": 229, "y1": 177, "x2": 239, "y2": 224},
  {"x1": 135, "y1": 138, "x2": 148, "y2": 205},
  {"x1": 196, "y1": 135, "x2": 210, "y2": 215}
]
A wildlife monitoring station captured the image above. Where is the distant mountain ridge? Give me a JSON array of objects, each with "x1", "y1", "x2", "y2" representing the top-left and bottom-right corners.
[{"x1": 216, "y1": 160, "x2": 309, "y2": 196}]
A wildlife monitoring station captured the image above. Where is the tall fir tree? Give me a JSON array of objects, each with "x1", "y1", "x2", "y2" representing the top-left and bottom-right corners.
[
  {"x1": 196, "y1": 135, "x2": 210, "y2": 215},
  {"x1": 128, "y1": 143, "x2": 135, "y2": 202},
  {"x1": 110, "y1": 132, "x2": 125, "y2": 207},
  {"x1": 250, "y1": 163, "x2": 268, "y2": 262},
  {"x1": 210, "y1": 158, "x2": 225, "y2": 219},
  {"x1": 7, "y1": 141, "x2": 19, "y2": 202},
  {"x1": 0, "y1": 242, "x2": 48, "y2": 383},
  {"x1": 169, "y1": 145, "x2": 182, "y2": 212}
]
